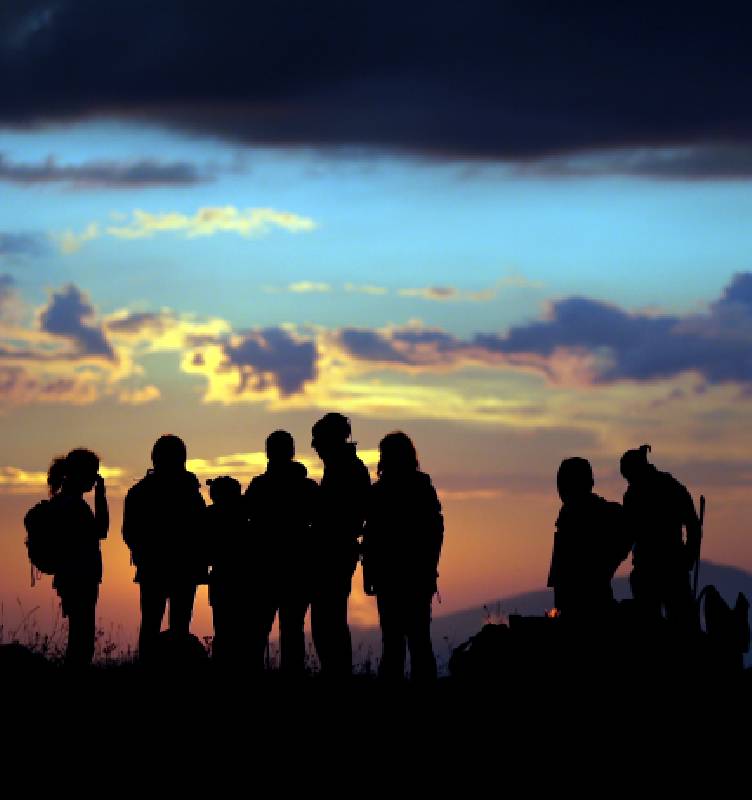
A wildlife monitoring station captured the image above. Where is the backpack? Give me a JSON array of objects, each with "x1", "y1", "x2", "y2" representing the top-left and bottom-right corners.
[{"x1": 23, "y1": 499, "x2": 62, "y2": 581}]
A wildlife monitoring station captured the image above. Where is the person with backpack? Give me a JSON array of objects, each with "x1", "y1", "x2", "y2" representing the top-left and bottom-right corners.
[
  {"x1": 244, "y1": 430, "x2": 319, "y2": 675},
  {"x1": 309, "y1": 413, "x2": 371, "y2": 677},
  {"x1": 122, "y1": 435, "x2": 207, "y2": 661},
  {"x1": 546, "y1": 457, "x2": 631, "y2": 621},
  {"x1": 362, "y1": 432, "x2": 443, "y2": 681},
  {"x1": 26, "y1": 449, "x2": 109, "y2": 667},
  {"x1": 205, "y1": 475, "x2": 253, "y2": 666},
  {"x1": 620, "y1": 444, "x2": 701, "y2": 631}
]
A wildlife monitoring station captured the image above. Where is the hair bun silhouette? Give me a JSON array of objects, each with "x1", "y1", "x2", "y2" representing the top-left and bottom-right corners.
[{"x1": 620, "y1": 443, "x2": 652, "y2": 480}]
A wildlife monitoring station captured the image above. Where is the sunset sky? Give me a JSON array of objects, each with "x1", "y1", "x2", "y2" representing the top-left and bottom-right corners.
[{"x1": 2, "y1": 3, "x2": 752, "y2": 648}]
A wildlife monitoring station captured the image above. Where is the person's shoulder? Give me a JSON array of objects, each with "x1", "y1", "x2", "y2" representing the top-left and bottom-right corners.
[
  {"x1": 354, "y1": 456, "x2": 371, "y2": 481},
  {"x1": 126, "y1": 472, "x2": 153, "y2": 498},
  {"x1": 593, "y1": 493, "x2": 622, "y2": 512},
  {"x1": 184, "y1": 470, "x2": 201, "y2": 490},
  {"x1": 656, "y1": 470, "x2": 691, "y2": 498}
]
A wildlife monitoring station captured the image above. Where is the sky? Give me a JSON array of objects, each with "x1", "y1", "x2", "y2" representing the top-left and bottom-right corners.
[{"x1": 2, "y1": 2, "x2": 752, "y2": 649}]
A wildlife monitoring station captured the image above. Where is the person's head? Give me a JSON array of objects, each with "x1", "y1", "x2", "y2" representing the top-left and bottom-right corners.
[
  {"x1": 556, "y1": 457, "x2": 594, "y2": 504},
  {"x1": 266, "y1": 430, "x2": 295, "y2": 464},
  {"x1": 48, "y1": 448, "x2": 100, "y2": 496},
  {"x1": 311, "y1": 412, "x2": 352, "y2": 461},
  {"x1": 377, "y1": 431, "x2": 419, "y2": 477},
  {"x1": 620, "y1": 444, "x2": 652, "y2": 485},
  {"x1": 151, "y1": 434, "x2": 187, "y2": 473},
  {"x1": 207, "y1": 475, "x2": 242, "y2": 506}
]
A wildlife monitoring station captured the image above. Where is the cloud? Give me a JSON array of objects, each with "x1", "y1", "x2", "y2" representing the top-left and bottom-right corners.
[
  {"x1": 222, "y1": 327, "x2": 318, "y2": 396},
  {"x1": 0, "y1": 462, "x2": 124, "y2": 494},
  {"x1": 117, "y1": 384, "x2": 161, "y2": 405},
  {"x1": 55, "y1": 223, "x2": 99, "y2": 254},
  {"x1": 106, "y1": 310, "x2": 175, "y2": 335},
  {"x1": 2, "y1": 3, "x2": 752, "y2": 165},
  {"x1": 519, "y1": 145, "x2": 752, "y2": 181},
  {"x1": 55, "y1": 207, "x2": 316, "y2": 253},
  {"x1": 0, "y1": 365, "x2": 99, "y2": 405},
  {"x1": 0, "y1": 275, "x2": 15, "y2": 316},
  {"x1": 344, "y1": 284, "x2": 389, "y2": 296},
  {"x1": 0, "y1": 154, "x2": 207, "y2": 187},
  {"x1": 39, "y1": 284, "x2": 115, "y2": 359},
  {"x1": 397, "y1": 285, "x2": 497, "y2": 302},
  {"x1": 106, "y1": 207, "x2": 316, "y2": 239},
  {"x1": 478, "y1": 276, "x2": 752, "y2": 385},
  {"x1": 0, "y1": 232, "x2": 49, "y2": 258},
  {"x1": 288, "y1": 281, "x2": 331, "y2": 293},
  {"x1": 334, "y1": 273, "x2": 752, "y2": 389},
  {"x1": 185, "y1": 448, "x2": 379, "y2": 483}
]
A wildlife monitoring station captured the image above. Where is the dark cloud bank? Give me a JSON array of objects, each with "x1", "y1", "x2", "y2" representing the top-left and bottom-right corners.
[
  {"x1": 39, "y1": 284, "x2": 114, "y2": 359},
  {"x1": 2, "y1": 2, "x2": 752, "y2": 173},
  {"x1": 339, "y1": 273, "x2": 752, "y2": 389},
  {"x1": 0, "y1": 154, "x2": 206, "y2": 187}
]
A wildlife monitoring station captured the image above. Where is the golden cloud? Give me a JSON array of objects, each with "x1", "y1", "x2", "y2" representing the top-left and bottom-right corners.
[
  {"x1": 54, "y1": 206, "x2": 316, "y2": 253},
  {"x1": 106, "y1": 206, "x2": 316, "y2": 240},
  {"x1": 0, "y1": 464, "x2": 124, "y2": 495}
]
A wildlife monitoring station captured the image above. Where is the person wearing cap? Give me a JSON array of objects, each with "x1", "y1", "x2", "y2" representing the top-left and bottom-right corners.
[
  {"x1": 309, "y1": 412, "x2": 371, "y2": 677},
  {"x1": 547, "y1": 457, "x2": 631, "y2": 621},
  {"x1": 620, "y1": 444, "x2": 701, "y2": 629}
]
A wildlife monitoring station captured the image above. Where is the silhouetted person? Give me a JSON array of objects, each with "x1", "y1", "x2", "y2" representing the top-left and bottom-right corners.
[
  {"x1": 46, "y1": 449, "x2": 109, "y2": 667},
  {"x1": 244, "y1": 430, "x2": 319, "y2": 675},
  {"x1": 310, "y1": 413, "x2": 371, "y2": 677},
  {"x1": 122, "y1": 435, "x2": 207, "y2": 661},
  {"x1": 621, "y1": 444, "x2": 701, "y2": 630},
  {"x1": 205, "y1": 476, "x2": 252, "y2": 666},
  {"x1": 363, "y1": 432, "x2": 443, "y2": 681},
  {"x1": 547, "y1": 458, "x2": 630, "y2": 620}
]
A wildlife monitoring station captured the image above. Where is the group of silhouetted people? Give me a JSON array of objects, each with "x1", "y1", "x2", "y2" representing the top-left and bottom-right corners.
[
  {"x1": 548, "y1": 445, "x2": 702, "y2": 632},
  {"x1": 35, "y1": 413, "x2": 445, "y2": 678},
  {"x1": 31, "y1": 418, "x2": 705, "y2": 675}
]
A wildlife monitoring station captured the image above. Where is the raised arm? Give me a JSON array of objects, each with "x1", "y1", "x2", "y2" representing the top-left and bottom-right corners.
[{"x1": 94, "y1": 474, "x2": 109, "y2": 539}]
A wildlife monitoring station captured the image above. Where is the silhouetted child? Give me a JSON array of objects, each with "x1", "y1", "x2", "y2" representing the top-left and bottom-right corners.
[
  {"x1": 122, "y1": 434, "x2": 207, "y2": 661},
  {"x1": 362, "y1": 432, "x2": 443, "y2": 681},
  {"x1": 244, "y1": 431, "x2": 318, "y2": 675},
  {"x1": 309, "y1": 413, "x2": 371, "y2": 677},
  {"x1": 621, "y1": 444, "x2": 701, "y2": 630},
  {"x1": 547, "y1": 457, "x2": 630, "y2": 620},
  {"x1": 45, "y1": 448, "x2": 109, "y2": 667},
  {"x1": 206, "y1": 476, "x2": 252, "y2": 665}
]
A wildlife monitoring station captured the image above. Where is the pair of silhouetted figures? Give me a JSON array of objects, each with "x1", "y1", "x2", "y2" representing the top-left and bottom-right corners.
[
  {"x1": 28, "y1": 412, "x2": 444, "y2": 679},
  {"x1": 547, "y1": 444, "x2": 703, "y2": 631}
]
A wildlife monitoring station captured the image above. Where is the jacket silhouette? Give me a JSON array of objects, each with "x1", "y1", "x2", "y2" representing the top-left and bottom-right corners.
[
  {"x1": 205, "y1": 476, "x2": 252, "y2": 665},
  {"x1": 547, "y1": 458, "x2": 630, "y2": 619},
  {"x1": 122, "y1": 435, "x2": 207, "y2": 660},
  {"x1": 46, "y1": 449, "x2": 108, "y2": 667},
  {"x1": 621, "y1": 445, "x2": 700, "y2": 629},
  {"x1": 362, "y1": 432, "x2": 443, "y2": 681},
  {"x1": 244, "y1": 430, "x2": 319, "y2": 675},
  {"x1": 309, "y1": 413, "x2": 371, "y2": 677}
]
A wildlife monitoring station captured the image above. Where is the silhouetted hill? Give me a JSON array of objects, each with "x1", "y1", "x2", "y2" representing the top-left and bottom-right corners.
[{"x1": 351, "y1": 560, "x2": 752, "y2": 667}]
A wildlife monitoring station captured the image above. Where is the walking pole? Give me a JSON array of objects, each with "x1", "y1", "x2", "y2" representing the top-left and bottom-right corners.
[{"x1": 693, "y1": 495, "x2": 706, "y2": 600}]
